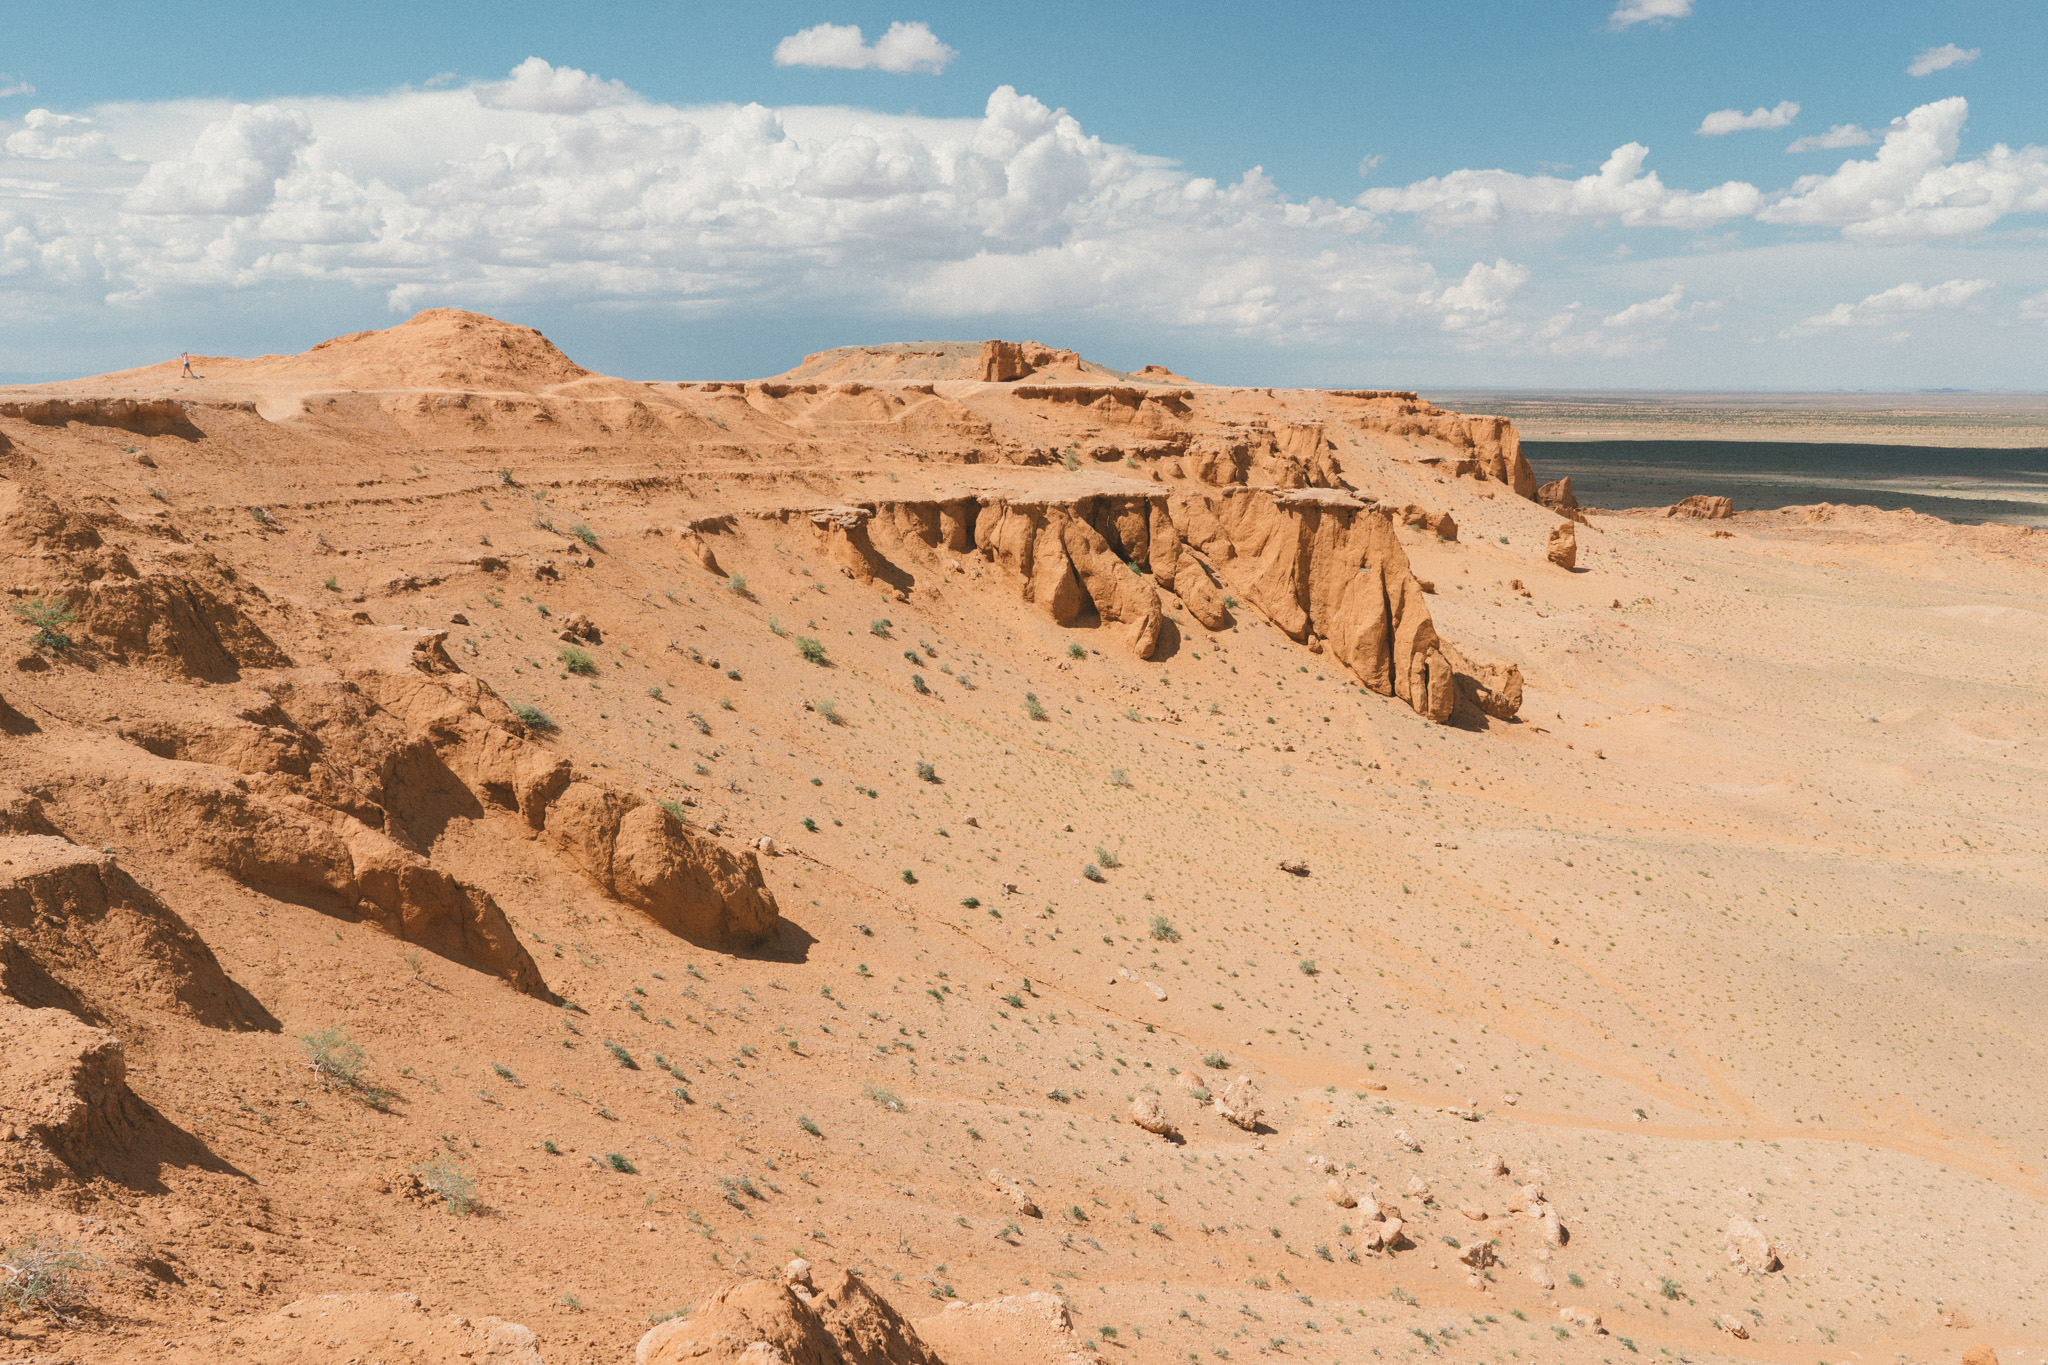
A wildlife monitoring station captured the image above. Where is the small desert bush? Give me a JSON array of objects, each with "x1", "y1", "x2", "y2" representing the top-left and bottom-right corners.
[
  {"x1": 606, "y1": 1041, "x2": 639, "y2": 1069},
  {"x1": 412, "y1": 1157, "x2": 479, "y2": 1215},
  {"x1": 1082, "y1": 863, "x2": 1105, "y2": 883},
  {"x1": 570, "y1": 522, "x2": 599, "y2": 547},
  {"x1": 1149, "y1": 914, "x2": 1180, "y2": 942},
  {"x1": 607, "y1": 1152, "x2": 637, "y2": 1173},
  {"x1": 1202, "y1": 1051, "x2": 1229, "y2": 1069},
  {"x1": 1109, "y1": 768, "x2": 1131, "y2": 788},
  {"x1": 1299, "y1": 959, "x2": 1318, "y2": 976},
  {"x1": 915, "y1": 760, "x2": 938, "y2": 783},
  {"x1": 559, "y1": 644, "x2": 596, "y2": 674},
  {"x1": 10, "y1": 596, "x2": 75, "y2": 652},
  {"x1": 301, "y1": 1026, "x2": 368, "y2": 1087},
  {"x1": 0, "y1": 1235, "x2": 99, "y2": 1319},
  {"x1": 864, "y1": 1084, "x2": 905, "y2": 1112},
  {"x1": 815, "y1": 699, "x2": 844, "y2": 726},
  {"x1": 796, "y1": 635, "x2": 828, "y2": 664},
  {"x1": 1094, "y1": 846, "x2": 1120, "y2": 869},
  {"x1": 911, "y1": 674, "x2": 930, "y2": 695},
  {"x1": 1024, "y1": 692, "x2": 1048, "y2": 721},
  {"x1": 1067, "y1": 642, "x2": 1085, "y2": 659},
  {"x1": 870, "y1": 618, "x2": 892, "y2": 636},
  {"x1": 728, "y1": 574, "x2": 749, "y2": 597}
]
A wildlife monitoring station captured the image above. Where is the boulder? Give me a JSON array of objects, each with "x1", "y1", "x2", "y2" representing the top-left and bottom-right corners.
[
  {"x1": 1325, "y1": 1179, "x2": 1358, "y2": 1209},
  {"x1": 1714, "y1": 1314, "x2": 1749, "y2": 1340},
  {"x1": 1457, "y1": 1241, "x2": 1496, "y2": 1269},
  {"x1": 1726, "y1": 1216, "x2": 1780, "y2": 1274},
  {"x1": 1546, "y1": 522, "x2": 1577, "y2": 570},
  {"x1": 1129, "y1": 1094, "x2": 1178, "y2": 1139},
  {"x1": 1216, "y1": 1075, "x2": 1264, "y2": 1131}
]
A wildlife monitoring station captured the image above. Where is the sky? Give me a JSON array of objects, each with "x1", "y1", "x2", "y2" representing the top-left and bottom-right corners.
[{"x1": 1, "y1": 0, "x2": 2043, "y2": 389}]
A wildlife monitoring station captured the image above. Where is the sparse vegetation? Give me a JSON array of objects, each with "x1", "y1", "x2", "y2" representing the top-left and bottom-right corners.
[
  {"x1": 0, "y1": 1236, "x2": 99, "y2": 1320},
  {"x1": 815, "y1": 699, "x2": 844, "y2": 725},
  {"x1": 1094, "y1": 845, "x2": 1121, "y2": 869},
  {"x1": 911, "y1": 674, "x2": 930, "y2": 694},
  {"x1": 559, "y1": 644, "x2": 596, "y2": 674},
  {"x1": 10, "y1": 596, "x2": 75, "y2": 652},
  {"x1": 1298, "y1": 958, "x2": 1318, "y2": 976},
  {"x1": 412, "y1": 1157, "x2": 479, "y2": 1214},
  {"x1": 728, "y1": 574, "x2": 749, "y2": 597},
  {"x1": 916, "y1": 760, "x2": 938, "y2": 783},
  {"x1": 796, "y1": 635, "x2": 828, "y2": 664},
  {"x1": 799, "y1": 1115, "x2": 822, "y2": 1136},
  {"x1": 1149, "y1": 914, "x2": 1180, "y2": 942},
  {"x1": 606, "y1": 1041, "x2": 639, "y2": 1069},
  {"x1": 1109, "y1": 768, "x2": 1131, "y2": 788},
  {"x1": 870, "y1": 618, "x2": 892, "y2": 636},
  {"x1": 510, "y1": 702, "x2": 556, "y2": 731},
  {"x1": 1082, "y1": 863, "x2": 1105, "y2": 883},
  {"x1": 1067, "y1": 642, "x2": 1086, "y2": 658},
  {"x1": 322, "y1": 575, "x2": 339, "y2": 591},
  {"x1": 1203, "y1": 1051, "x2": 1229, "y2": 1069},
  {"x1": 864, "y1": 1084, "x2": 905, "y2": 1112},
  {"x1": 1024, "y1": 692, "x2": 1049, "y2": 721},
  {"x1": 606, "y1": 1153, "x2": 636, "y2": 1173},
  {"x1": 570, "y1": 522, "x2": 599, "y2": 547}
]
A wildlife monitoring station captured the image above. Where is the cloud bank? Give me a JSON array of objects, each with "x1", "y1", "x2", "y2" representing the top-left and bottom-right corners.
[
  {"x1": 1608, "y1": 0, "x2": 1693, "y2": 30},
  {"x1": 1789, "y1": 278, "x2": 1993, "y2": 335}
]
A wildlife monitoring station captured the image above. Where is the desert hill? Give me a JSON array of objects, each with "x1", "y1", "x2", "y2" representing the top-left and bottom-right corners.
[{"x1": 0, "y1": 311, "x2": 2042, "y2": 1365}]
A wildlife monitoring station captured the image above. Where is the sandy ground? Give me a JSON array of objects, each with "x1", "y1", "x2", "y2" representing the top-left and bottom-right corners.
[{"x1": 0, "y1": 313, "x2": 2042, "y2": 1365}]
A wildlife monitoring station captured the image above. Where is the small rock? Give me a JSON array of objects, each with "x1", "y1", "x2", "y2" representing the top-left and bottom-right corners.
[
  {"x1": 1393, "y1": 1129, "x2": 1420, "y2": 1153},
  {"x1": 1325, "y1": 1179, "x2": 1357, "y2": 1209},
  {"x1": 1561, "y1": 1307, "x2": 1605, "y2": 1335},
  {"x1": 1146, "y1": 982, "x2": 1167, "y2": 1001},
  {"x1": 1546, "y1": 522, "x2": 1578, "y2": 570},
  {"x1": 449, "y1": 612, "x2": 469, "y2": 625},
  {"x1": 1527, "y1": 1261, "x2": 1555, "y2": 1291},
  {"x1": 987, "y1": 1169, "x2": 1039, "y2": 1218},
  {"x1": 1714, "y1": 1314, "x2": 1749, "y2": 1340},
  {"x1": 1458, "y1": 1205, "x2": 1488, "y2": 1222},
  {"x1": 1277, "y1": 858, "x2": 1309, "y2": 876},
  {"x1": 755, "y1": 836, "x2": 778, "y2": 856},
  {"x1": 1458, "y1": 1241, "x2": 1496, "y2": 1269},
  {"x1": 1405, "y1": 1175, "x2": 1430, "y2": 1200},
  {"x1": 1360, "y1": 1078, "x2": 1387, "y2": 1091},
  {"x1": 1479, "y1": 1152, "x2": 1507, "y2": 1177},
  {"x1": 784, "y1": 1258, "x2": 813, "y2": 1292}
]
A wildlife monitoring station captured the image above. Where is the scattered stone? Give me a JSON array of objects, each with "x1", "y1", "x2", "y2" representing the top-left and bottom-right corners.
[
  {"x1": 1527, "y1": 1261, "x2": 1555, "y2": 1291},
  {"x1": 1146, "y1": 981, "x2": 1167, "y2": 1001},
  {"x1": 1277, "y1": 858, "x2": 1309, "y2": 876},
  {"x1": 1479, "y1": 1152, "x2": 1507, "y2": 1176},
  {"x1": 1405, "y1": 1175, "x2": 1430, "y2": 1200},
  {"x1": 987, "y1": 1169, "x2": 1039, "y2": 1217},
  {"x1": 1360, "y1": 1078, "x2": 1387, "y2": 1091},
  {"x1": 1458, "y1": 1241, "x2": 1496, "y2": 1269},
  {"x1": 1561, "y1": 1307, "x2": 1605, "y2": 1335},
  {"x1": 1714, "y1": 1313, "x2": 1750, "y2": 1339},
  {"x1": 1325, "y1": 1179, "x2": 1357, "y2": 1209},
  {"x1": 1539, "y1": 1204, "x2": 1567, "y2": 1247},
  {"x1": 1459, "y1": 1205, "x2": 1488, "y2": 1221},
  {"x1": 1393, "y1": 1129, "x2": 1420, "y2": 1152}
]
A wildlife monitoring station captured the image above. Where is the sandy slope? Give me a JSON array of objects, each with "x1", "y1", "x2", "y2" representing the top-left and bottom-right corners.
[{"x1": 0, "y1": 312, "x2": 2042, "y2": 1365}]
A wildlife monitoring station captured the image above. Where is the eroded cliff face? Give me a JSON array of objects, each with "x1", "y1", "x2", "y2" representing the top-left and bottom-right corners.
[{"x1": 777, "y1": 486, "x2": 1513, "y2": 725}]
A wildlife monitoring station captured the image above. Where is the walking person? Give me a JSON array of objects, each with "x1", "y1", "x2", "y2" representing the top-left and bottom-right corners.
[{"x1": 179, "y1": 351, "x2": 200, "y2": 379}]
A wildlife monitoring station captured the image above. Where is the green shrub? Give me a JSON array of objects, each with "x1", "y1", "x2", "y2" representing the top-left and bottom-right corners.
[
  {"x1": 570, "y1": 522, "x2": 599, "y2": 547},
  {"x1": 510, "y1": 702, "x2": 556, "y2": 731},
  {"x1": 1299, "y1": 959, "x2": 1318, "y2": 976},
  {"x1": 796, "y1": 635, "x2": 827, "y2": 664},
  {"x1": 606, "y1": 1041, "x2": 639, "y2": 1069},
  {"x1": 607, "y1": 1152, "x2": 636, "y2": 1173},
  {"x1": 1149, "y1": 914, "x2": 1180, "y2": 942},
  {"x1": 911, "y1": 674, "x2": 930, "y2": 694},
  {"x1": 10, "y1": 596, "x2": 75, "y2": 652},
  {"x1": 1024, "y1": 692, "x2": 1048, "y2": 721},
  {"x1": 559, "y1": 644, "x2": 596, "y2": 674},
  {"x1": 1202, "y1": 1051, "x2": 1229, "y2": 1069},
  {"x1": 728, "y1": 574, "x2": 749, "y2": 596},
  {"x1": 915, "y1": 760, "x2": 938, "y2": 783},
  {"x1": 301, "y1": 1026, "x2": 368, "y2": 1087},
  {"x1": 802, "y1": 817, "x2": 817, "y2": 832},
  {"x1": 1082, "y1": 863, "x2": 1104, "y2": 883},
  {"x1": 864, "y1": 1084, "x2": 905, "y2": 1112},
  {"x1": 1109, "y1": 768, "x2": 1131, "y2": 787},
  {"x1": 321, "y1": 575, "x2": 339, "y2": 591},
  {"x1": 1067, "y1": 642, "x2": 1086, "y2": 659},
  {"x1": 1094, "y1": 846, "x2": 1120, "y2": 869},
  {"x1": 799, "y1": 1115, "x2": 822, "y2": 1136},
  {"x1": 815, "y1": 699, "x2": 844, "y2": 726},
  {"x1": 870, "y1": 618, "x2": 892, "y2": 636},
  {"x1": 901, "y1": 868, "x2": 917, "y2": 884}
]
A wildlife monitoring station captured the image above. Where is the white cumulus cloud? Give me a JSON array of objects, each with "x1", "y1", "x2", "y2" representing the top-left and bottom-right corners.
[
  {"x1": 1609, "y1": 0, "x2": 1693, "y2": 30},
  {"x1": 478, "y1": 56, "x2": 633, "y2": 113},
  {"x1": 126, "y1": 103, "x2": 313, "y2": 215},
  {"x1": 1908, "y1": 43, "x2": 1980, "y2": 78},
  {"x1": 1786, "y1": 123, "x2": 1874, "y2": 153},
  {"x1": 1357, "y1": 142, "x2": 1761, "y2": 230},
  {"x1": 773, "y1": 21, "x2": 956, "y2": 74},
  {"x1": 1791, "y1": 278, "x2": 1993, "y2": 333},
  {"x1": 1760, "y1": 97, "x2": 2048, "y2": 240},
  {"x1": 4, "y1": 108, "x2": 114, "y2": 160},
  {"x1": 1697, "y1": 102, "x2": 1799, "y2": 136},
  {"x1": 0, "y1": 76, "x2": 34, "y2": 99}
]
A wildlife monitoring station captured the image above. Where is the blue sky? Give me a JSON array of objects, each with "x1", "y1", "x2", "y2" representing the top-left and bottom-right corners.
[{"x1": 2, "y1": 1, "x2": 2043, "y2": 388}]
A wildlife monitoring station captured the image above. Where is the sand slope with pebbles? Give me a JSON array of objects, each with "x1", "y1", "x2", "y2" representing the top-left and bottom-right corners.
[{"x1": 0, "y1": 310, "x2": 2041, "y2": 1365}]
